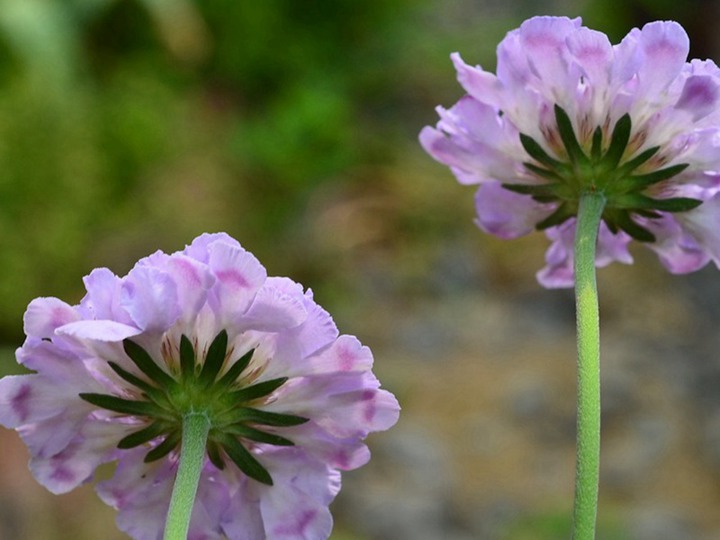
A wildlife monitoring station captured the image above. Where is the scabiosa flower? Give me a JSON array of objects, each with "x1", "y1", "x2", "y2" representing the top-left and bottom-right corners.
[
  {"x1": 0, "y1": 233, "x2": 399, "y2": 540},
  {"x1": 420, "y1": 16, "x2": 720, "y2": 287}
]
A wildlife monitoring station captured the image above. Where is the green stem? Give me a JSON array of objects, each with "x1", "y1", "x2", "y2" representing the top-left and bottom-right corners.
[
  {"x1": 571, "y1": 191, "x2": 606, "y2": 540},
  {"x1": 164, "y1": 412, "x2": 211, "y2": 540}
]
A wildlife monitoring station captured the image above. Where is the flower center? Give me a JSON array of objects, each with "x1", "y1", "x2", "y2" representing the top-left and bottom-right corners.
[
  {"x1": 503, "y1": 104, "x2": 701, "y2": 241},
  {"x1": 80, "y1": 330, "x2": 307, "y2": 485}
]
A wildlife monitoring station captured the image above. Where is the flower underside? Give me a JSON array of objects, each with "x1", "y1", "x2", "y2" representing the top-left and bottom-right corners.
[
  {"x1": 80, "y1": 330, "x2": 307, "y2": 486},
  {"x1": 504, "y1": 104, "x2": 700, "y2": 242}
]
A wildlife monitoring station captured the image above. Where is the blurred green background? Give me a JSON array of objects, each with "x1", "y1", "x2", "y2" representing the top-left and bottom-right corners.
[{"x1": 2, "y1": 0, "x2": 720, "y2": 538}]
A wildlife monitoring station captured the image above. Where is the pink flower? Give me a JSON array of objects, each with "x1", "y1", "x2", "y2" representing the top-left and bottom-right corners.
[
  {"x1": 421, "y1": 16, "x2": 720, "y2": 287},
  {"x1": 0, "y1": 233, "x2": 399, "y2": 540}
]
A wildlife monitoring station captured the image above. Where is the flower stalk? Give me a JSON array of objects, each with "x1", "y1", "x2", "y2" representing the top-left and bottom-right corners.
[
  {"x1": 572, "y1": 191, "x2": 606, "y2": 540},
  {"x1": 164, "y1": 412, "x2": 211, "y2": 540}
]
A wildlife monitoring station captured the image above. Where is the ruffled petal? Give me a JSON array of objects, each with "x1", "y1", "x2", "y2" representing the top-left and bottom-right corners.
[
  {"x1": 265, "y1": 292, "x2": 339, "y2": 380},
  {"x1": 29, "y1": 420, "x2": 123, "y2": 494},
  {"x1": 211, "y1": 468, "x2": 265, "y2": 540},
  {"x1": 642, "y1": 217, "x2": 709, "y2": 273},
  {"x1": 182, "y1": 232, "x2": 242, "y2": 263},
  {"x1": 675, "y1": 75, "x2": 720, "y2": 121},
  {"x1": 474, "y1": 182, "x2": 556, "y2": 239},
  {"x1": 305, "y1": 335, "x2": 374, "y2": 375},
  {"x1": 56, "y1": 319, "x2": 142, "y2": 342},
  {"x1": 635, "y1": 21, "x2": 689, "y2": 99},
  {"x1": 0, "y1": 375, "x2": 89, "y2": 429},
  {"x1": 267, "y1": 374, "x2": 399, "y2": 438},
  {"x1": 672, "y1": 194, "x2": 720, "y2": 268},
  {"x1": 419, "y1": 125, "x2": 511, "y2": 185},
  {"x1": 96, "y1": 448, "x2": 175, "y2": 540},
  {"x1": 240, "y1": 277, "x2": 308, "y2": 332},
  {"x1": 121, "y1": 265, "x2": 181, "y2": 333},
  {"x1": 144, "y1": 253, "x2": 217, "y2": 326},
  {"x1": 207, "y1": 240, "x2": 267, "y2": 323},
  {"x1": 80, "y1": 267, "x2": 133, "y2": 324},
  {"x1": 259, "y1": 450, "x2": 337, "y2": 540},
  {"x1": 566, "y1": 27, "x2": 613, "y2": 87},
  {"x1": 536, "y1": 220, "x2": 633, "y2": 288},
  {"x1": 23, "y1": 297, "x2": 79, "y2": 339},
  {"x1": 451, "y1": 52, "x2": 501, "y2": 104},
  {"x1": 517, "y1": 16, "x2": 581, "y2": 87}
]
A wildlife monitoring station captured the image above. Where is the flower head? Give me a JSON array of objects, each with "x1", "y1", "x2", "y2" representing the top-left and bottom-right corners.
[
  {"x1": 0, "y1": 233, "x2": 399, "y2": 540},
  {"x1": 421, "y1": 16, "x2": 720, "y2": 287}
]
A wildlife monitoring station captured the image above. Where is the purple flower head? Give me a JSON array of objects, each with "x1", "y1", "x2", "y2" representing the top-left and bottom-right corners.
[
  {"x1": 421, "y1": 17, "x2": 720, "y2": 287},
  {"x1": 0, "y1": 233, "x2": 399, "y2": 540}
]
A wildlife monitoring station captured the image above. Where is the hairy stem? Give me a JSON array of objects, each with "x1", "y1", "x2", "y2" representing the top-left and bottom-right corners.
[
  {"x1": 164, "y1": 412, "x2": 211, "y2": 540},
  {"x1": 572, "y1": 191, "x2": 606, "y2": 540}
]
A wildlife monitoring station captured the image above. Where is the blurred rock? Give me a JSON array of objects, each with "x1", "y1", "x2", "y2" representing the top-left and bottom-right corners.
[
  {"x1": 336, "y1": 423, "x2": 473, "y2": 540},
  {"x1": 629, "y1": 507, "x2": 697, "y2": 540}
]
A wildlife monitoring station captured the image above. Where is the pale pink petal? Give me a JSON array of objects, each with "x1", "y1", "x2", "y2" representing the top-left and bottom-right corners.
[
  {"x1": 282, "y1": 423, "x2": 372, "y2": 471},
  {"x1": 636, "y1": 21, "x2": 689, "y2": 98},
  {"x1": 517, "y1": 16, "x2": 580, "y2": 85},
  {"x1": 451, "y1": 52, "x2": 503, "y2": 108},
  {"x1": 162, "y1": 254, "x2": 216, "y2": 323},
  {"x1": 240, "y1": 277, "x2": 308, "y2": 332},
  {"x1": 29, "y1": 420, "x2": 124, "y2": 494},
  {"x1": 210, "y1": 468, "x2": 265, "y2": 540},
  {"x1": 474, "y1": 182, "x2": 556, "y2": 239},
  {"x1": 23, "y1": 297, "x2": 79, "y2": 339},
  {"x1": 673, "y1": 194, "x2": 720, "y2": 267},
  {"x1": 675, "y1": 75, "x2": 720, "y2": 121},
  {"x1": 419, "y1": 126, "x2": 510, "y2": 185},
  {"x1": 306, "y1": 335, "x2": 374, "y2": 375},
  {"x1": 265, "y1": 293, "x2": 339, "y2": 380},
  {"x1": 0, "y1": 375, "x2": 90, "y2": 429},
  {"x1": 80, "y1": 267, "x2": 132, "y2": 323},
  {"x1": 565, "y1": 27, "x2": 613, "y2": 86},
  {"x1": 259, "y1": 451, "x2": 337, "y2": 540},
  {"x1": 267, "y1": 375, "x2": 399, "y2": 438},
  {"x1": 537, "y1": 220, "x2": 634, "y2": 288},
  {"x1": 182, "y1": 232, "x2": 242, "y2": 263},
  {"x1": 207, "y1": 241, "x2": 267, "y2": 322},
  {"x1": 97, "y1": 448, "x2": 175, "y2": 540},
  {"x1": 56, "y1": 319, "x2": 142, "y2": 342},
  {"x1": 643, "y1": 215, "x2": 710, "y2": 273},
  {"x1": 121, "y1": 266, "x2": 181, "y2": 332}
]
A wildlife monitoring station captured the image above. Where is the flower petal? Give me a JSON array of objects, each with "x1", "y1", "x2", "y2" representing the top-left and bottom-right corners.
[
  {"x1": 96, "y1": 448, "x2": 175, "y2": 540},
  {"x1": 675, "y1": 75, "x2": 720, "y2": 121},
  {"x1": 240, "y1": 277, "x2": 308, "y2": 332},
  {"x1": 121, "y1": 265, "x2": 181, "y2": 333},
  {"x1": 259, "y1": 451, "x2": 337, "y2": 540},
  {"x1": 56, "y1": 320, "x2": 142, "y2": 342},
  {"x1": 474, "y1": 182, "x2": 556, "y2": 239},
  {"x1": 207, "y1": 240, "x2": 267, "y2": 323},
  {"x1": 536, "y1": 220, "x2": 633, "y2": 288},
  {"x1": 29, "y1": 420, "x2": 122, "y2": 494},
  {"x1": 635, "y1": 21, "x2": 689, "y2": 99},
  {"x1": 671, "y1": 195, "x2": 720, "y2": 269},
  {"x1": 80, "y1": 267, "x2": 132, "y2": 324},
  {"x1": 23, "y1": 297, "x2": 79, "y2": 339},
  {"x1": 183, "y1": 232, "x2": 242, "y2": 263}
]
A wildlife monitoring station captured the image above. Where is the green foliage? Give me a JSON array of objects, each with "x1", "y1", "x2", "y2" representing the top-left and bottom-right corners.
[
  {"x1": 0, "y1": 0, "x2": 421, "y2": 341},
  {"x1": 0, "y1": 1, "x2": 707, "y2": 340}
]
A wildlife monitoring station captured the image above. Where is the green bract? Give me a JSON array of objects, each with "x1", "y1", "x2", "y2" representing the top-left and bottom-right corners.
[
  {"x1": 80, "y1": 330, "x2": 307, "y2": 486},
  {"x1": 504, "y1": 105, "x2": 700, "y2": 242}
]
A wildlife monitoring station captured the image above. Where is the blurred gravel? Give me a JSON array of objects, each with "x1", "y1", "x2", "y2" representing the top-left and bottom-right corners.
[{"x1": 330, "y1": 249, "x2": 720, "y2": 539}]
